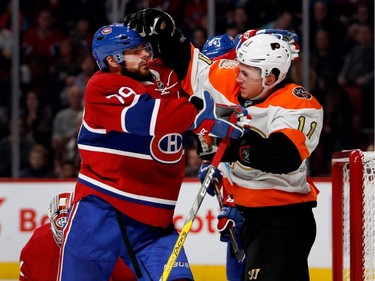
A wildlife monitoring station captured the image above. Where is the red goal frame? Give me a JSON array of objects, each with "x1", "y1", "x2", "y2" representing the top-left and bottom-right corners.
[{"x1": 332, "y1": 149, "x2": 374, "y2": 281}]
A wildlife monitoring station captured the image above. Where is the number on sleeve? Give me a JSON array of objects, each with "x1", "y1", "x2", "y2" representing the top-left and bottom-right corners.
[{"x1": 297, "y1": 116, "x2": 317, "y2": 139}]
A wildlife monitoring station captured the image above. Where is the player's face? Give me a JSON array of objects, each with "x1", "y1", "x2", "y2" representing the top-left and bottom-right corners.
[
  {"x1": 234, "y1": 64, "x2": 264, "y2": 99},
  {"x1": 123, "y1": 43, "x2": 154, "y2": 80}
]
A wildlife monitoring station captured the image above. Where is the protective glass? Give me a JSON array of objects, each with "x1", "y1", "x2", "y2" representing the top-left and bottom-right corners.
[
  {"x1": 123, "y1": 42, "x2": 154, "y2": 63},
  {"x1": 233, "y1": 64, "x2": 262, "y2": 83}
]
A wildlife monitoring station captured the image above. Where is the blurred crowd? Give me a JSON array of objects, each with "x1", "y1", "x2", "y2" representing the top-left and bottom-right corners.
[{"x1": 0, "y1": 0, "x2": 373, "y2": 178}]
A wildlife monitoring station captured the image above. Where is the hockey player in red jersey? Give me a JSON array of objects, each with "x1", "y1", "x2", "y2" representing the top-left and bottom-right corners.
[
  {"x1": 19, "y1": 192, "x2": 136, "y2": 281},
  {"x1": 57, "y1": 23, "x2": 243, "y2": 281},
  {"x1": 125, "y1": 9, "x2": 323, "y2": 281}
]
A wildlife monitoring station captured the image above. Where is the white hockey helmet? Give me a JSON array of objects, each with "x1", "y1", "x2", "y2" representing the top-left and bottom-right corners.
[
  {"x1": 236, "y1": 34, "x2": 292, "y2": 89},
  {"x1": 48, "y1": 192, "x2": 74, "y2": 246}
]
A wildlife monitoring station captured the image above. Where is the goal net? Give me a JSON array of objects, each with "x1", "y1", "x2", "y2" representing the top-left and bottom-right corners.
[{"x1": 332, "y1": 150, "x2": 375, "y2": 281}]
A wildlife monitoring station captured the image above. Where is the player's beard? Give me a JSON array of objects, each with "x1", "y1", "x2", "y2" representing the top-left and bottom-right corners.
[{"x1": 121, "y1": 63, "x2": 154, "y2": 82}]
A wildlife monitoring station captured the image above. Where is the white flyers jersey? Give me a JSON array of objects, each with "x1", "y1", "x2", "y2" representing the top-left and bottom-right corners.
[{"x1": 181, "y1": 44, "x2": 323, "y2": 207}]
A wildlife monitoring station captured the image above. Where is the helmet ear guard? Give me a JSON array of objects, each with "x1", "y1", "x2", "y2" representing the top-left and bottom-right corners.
[
  {"x1": 92, "y1": 23, "x2": 150, "y2": 70},
  {"x1": 236, "y1": 34, "x2": 292, "y2": 89}
]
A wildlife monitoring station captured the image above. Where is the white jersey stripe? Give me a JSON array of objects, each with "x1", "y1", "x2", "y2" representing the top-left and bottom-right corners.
[{"x1": 78, "y1": 173, "x2": 177, "y2": 206}]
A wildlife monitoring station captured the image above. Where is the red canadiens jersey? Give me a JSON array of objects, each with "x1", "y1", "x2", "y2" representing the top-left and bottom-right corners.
[
  {"x1": 20, "y1": 224, "x2": 60, "y2": 281},
  {"x1": 75, "y1": 66, "x2": 197, "y2": 228},
  {"x1": 19, "y1": 224, "x2": 136, "y2": 281}
]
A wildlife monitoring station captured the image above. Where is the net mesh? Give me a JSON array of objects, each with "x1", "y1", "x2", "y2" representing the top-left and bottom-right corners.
[
  {"x1": 362, "y1": 152, "x2": 375, "y2": 281},
  {"x1": 343, "y1": 161, "x2": 351, "y2": 281},
  {"x1": 341, "y1": 151, "x2": 375, "y2": 281}
]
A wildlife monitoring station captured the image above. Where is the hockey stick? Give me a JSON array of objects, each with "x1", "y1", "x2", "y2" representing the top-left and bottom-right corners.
[
  {"x1": 213, "y1": 182, "x2": 246, "y2": 263},
  {"x1": 160, "y1": 114, "x2": 237, "y2": 281}
]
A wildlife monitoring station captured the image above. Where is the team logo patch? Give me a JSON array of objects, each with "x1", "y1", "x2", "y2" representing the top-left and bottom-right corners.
[
  {"x1": 293, "y1": 87, "x2": 312, "y2": 99},
  {"x1": 150, "y1": 134, "x2": 183, "y2": 164},
  {"x1": 157, "y1": 81, "x2": 165, "y2": 90},
  {"x1": 219, "y1": 59, "x2": 238, "y2": 69},
  {"x1": 52, "y1": 212, "x2": 68, "y2": 230},
  {"x1": 101, "y1": 27, "x2": 112, "y2": 35}
]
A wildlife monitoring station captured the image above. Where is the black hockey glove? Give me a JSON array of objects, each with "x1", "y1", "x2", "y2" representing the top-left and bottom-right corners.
[
  {"x1": 124, "y1": 8, "x2": 190, "y2": 80},
  {"x1": 124, "y1": 8, "x2": 176, "y2": 38}
]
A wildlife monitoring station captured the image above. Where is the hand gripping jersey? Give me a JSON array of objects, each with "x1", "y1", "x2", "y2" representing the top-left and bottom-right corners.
[
  {"x1": 75, "y1": 66, "x2": 197, "y2": 227},
  {"x1": 181, "y1": 44, "x2": 323, "y2": 208},
  {"x1": 144, "y1": 58, "x2": 189, "y2": 99}
]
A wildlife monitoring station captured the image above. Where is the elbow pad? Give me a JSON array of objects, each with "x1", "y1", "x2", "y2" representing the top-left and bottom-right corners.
[{"x1": 227, "y1": 130, "x2": 302, "y2": 174}]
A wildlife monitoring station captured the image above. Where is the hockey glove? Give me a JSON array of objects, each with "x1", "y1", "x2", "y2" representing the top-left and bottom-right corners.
[
  {"x1": 217, "y1": 195, "x2": 244, "y2": 243},
  {"x1": 189, "y1": 91, "x2": 243, "y2": 139},
  {"x1": 257, "y1": 29, "x2": 300, "y2": 60},
  {"x1": 236, "y1": 29, "x2": 300, "y2": 60},
  {"x1": 256, "y1": 29, "x2": 299, "y2": 43},
  {"x1": 216, "y1": 105, "x2": 251, "y2": 131},
  {"x1": 124, "y1": 8, "x2": 176, "y2": 37},
  {"x1": 198, "y1": 161, "x2": 222, "y2": 196}
]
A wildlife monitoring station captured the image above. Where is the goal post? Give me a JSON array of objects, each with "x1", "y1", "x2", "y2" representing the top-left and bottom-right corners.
[{"x1": 332, "y1": 150, "x2": 375, "y2": 281}]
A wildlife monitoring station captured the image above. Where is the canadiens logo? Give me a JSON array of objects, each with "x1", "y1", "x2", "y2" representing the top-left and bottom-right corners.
[
  {"x1": 293, "y1": 87, "x2": 312, "y2": 99},
  {"x1": 101, "y1": 27, "x2": 112, "y2": 35},
  {"x1": 52, "y1": 213, "x2": 68, "y2": 229},
  {"x1": 150, "y1": 134, "x2": 183, "y2": 164}
]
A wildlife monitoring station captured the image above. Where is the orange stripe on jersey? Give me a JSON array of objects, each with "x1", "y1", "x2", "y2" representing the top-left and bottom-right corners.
[
  {"x1": 254, "y1": 84, "x2": 322, "y2": 110},
  {"x1": 232, "y1": 181, "x2": 318, "y2": 208},
  {"x1": 180, "y1": 44, "x2": 196, "y2": 96},
  {"x1": 207, "y1": 60, "x2": 240, "y2": 104},
  {"x1": 275, "y1": 128, "x2": 310, "y2": 160}
]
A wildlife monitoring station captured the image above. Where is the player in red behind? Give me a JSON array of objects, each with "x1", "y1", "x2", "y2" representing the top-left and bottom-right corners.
[{"x1": 19, "y1": 192, "x2": 136, "y2": 281}]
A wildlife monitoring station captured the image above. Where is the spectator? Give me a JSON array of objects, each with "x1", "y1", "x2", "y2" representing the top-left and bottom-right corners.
[
  {"x1": 183, "y1": 0, "x2": 207, "y2": 32},
  {"x1": 20, "y1": 143, "x2": 56, "y2": 178},
  {"x1": 60, "y1": 110, "x2": 82, "y2": 172},
  {"x1": 190, "y1": 26, "x2": 208, "y2": 50},
  {"x1": 0, "y1": 1, "x2": 29, "y2": 34},
  {"x1": 260, "y1": 10, "x2": 295, "y2": 32},
  {"x1": 310, "y1": 73, "x2": 355, "y2": 175},
  {"x1": 0, "y1": 119, "x2": 35, "y2": 177},
  {"x1": 51, "y1": 85, "x2": 83, "y2": 171},
  {"x1": 0, "y1": 26, "x2": 12, "y2": 71},
  {"x1": 52, "y1": 38, "x2": 83, "y2": 82},
  {"x1": 231, "y1": 6, "x2": 251, "y2": 34},
  {"x1": 337, "y1": 24, "x2": 374, "y2": 131},
  {"x1": 75, "y1": 54, "x2": 97, "y2": 89},
  {"x1": 224, "y1": 23, "x2": 240, "y2": 41},
  {"x1": 343, "y1": 3, "x2": 373, "y2": 54},
  {"x1": 311, "y1": 29, "x2": 343, "y2": 79},
  {"x1": 59, "y1": 160, "x2": 78, "y2": 179},
  {"x1": 22, "y1": 10, "x2": 65, "y2": 62},
  {"x1": 21, "y1": 90, "x2": 53, "y2": 149},
  {"x1": 68, "y1": 17, "x2": 94, "y2": 52},
  {"x1": 309, "y1": 1, "x2": 345, "y2": 53}
]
